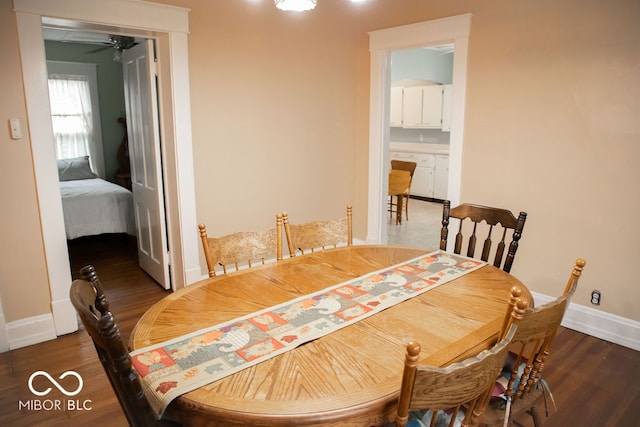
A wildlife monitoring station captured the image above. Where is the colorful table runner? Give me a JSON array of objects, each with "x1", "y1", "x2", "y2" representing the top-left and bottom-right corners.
[{"x1": 130, "y1": 250, "x2": 485, "y2": 418}]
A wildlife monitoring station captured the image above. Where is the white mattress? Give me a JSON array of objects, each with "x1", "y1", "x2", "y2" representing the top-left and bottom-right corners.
[{"x1": 60, "y1": 178, "x2": 135, "y2": 240}]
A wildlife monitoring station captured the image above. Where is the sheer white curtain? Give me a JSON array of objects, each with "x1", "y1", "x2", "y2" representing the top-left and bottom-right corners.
[
  {"x1": 46, "y1": 61, "x2": 105, "y2": 178},
  {"x1": 48, "y1": 75, "x2": 94, "y2": 161}
]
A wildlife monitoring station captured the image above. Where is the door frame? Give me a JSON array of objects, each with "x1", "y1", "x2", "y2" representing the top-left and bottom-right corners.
[
  {"x1": 366, "y1": 14, "x2": 472, "y2": 243},
  {"x1": 14, "y1": 0, "x2": 200, "y2": 336}
]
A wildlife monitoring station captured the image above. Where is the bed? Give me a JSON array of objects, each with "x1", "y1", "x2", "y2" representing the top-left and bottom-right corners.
[{"x1": 58, "y1": 156, "x2": 136, "y2": 240}]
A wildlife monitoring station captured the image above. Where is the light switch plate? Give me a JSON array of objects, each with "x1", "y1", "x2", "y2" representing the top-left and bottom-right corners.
[{"x1": 9, "y1": 118, "x2": 22, "y2": 139}]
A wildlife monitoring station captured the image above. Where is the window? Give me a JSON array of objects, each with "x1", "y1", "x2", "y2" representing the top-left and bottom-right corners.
[
  {"x1": 47, "y1": 61, "x2": 105, "y2": 178},
  {"x1": 48, "y1": 76, "x2": 92, "y2": 158}
]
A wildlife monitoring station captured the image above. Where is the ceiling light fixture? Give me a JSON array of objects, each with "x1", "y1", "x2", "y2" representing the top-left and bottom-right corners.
[{"x1": 274, "y1": 0, "x2": 317, "y2": 12}]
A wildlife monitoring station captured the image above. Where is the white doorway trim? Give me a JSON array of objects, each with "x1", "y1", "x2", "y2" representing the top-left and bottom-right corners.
[
  {"x1": 13, "y1": 0, "x2": 200, "y2": 337},
  {"x1": 366, "y1": 14, "x2": 472, "y2": 244}
]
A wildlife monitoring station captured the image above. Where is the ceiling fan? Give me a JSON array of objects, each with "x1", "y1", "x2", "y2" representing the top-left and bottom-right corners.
[{"x1": 86, "y1": 35, "x2": 138, "y2": 54}]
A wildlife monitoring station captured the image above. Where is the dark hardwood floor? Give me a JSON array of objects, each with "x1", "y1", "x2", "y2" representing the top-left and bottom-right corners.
[
  {"x1": 1, "y1": 236, "x2": 638, "y2": 426},
  {"x1": 0, "y1": 235, "x2": 168, "y2": 427},
  {"x1": 511, "y1": 327, "x2": 640, "y2": 427}
]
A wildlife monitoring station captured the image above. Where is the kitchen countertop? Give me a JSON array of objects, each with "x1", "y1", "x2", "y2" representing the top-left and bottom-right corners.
[{"x1": 390, "y1": 142, "x2": 449, "y2": 155}]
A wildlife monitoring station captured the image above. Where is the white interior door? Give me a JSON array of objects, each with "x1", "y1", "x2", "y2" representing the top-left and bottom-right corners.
[{"x1": 123, "y1": 40, "x2": 170, "y2": 289}]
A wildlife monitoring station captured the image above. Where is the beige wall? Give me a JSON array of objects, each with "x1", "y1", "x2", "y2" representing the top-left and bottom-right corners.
[
  {"x1": 0, "y1": 0, "x2": 52, "y2": 322},
  {"x1": 187, "y1": 0, "x2": 360, "y2": 233},
  {"x1": 461, "y1": 2, "x2": 640, "y2": 319},
  {"x1": 0, "y1": 0, "x2": 638, "y2": 337}
]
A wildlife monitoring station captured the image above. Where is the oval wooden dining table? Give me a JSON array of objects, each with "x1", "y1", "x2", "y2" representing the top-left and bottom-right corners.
[{"x1": 130, "y1": 245, "x2": 529, "y2": 427}]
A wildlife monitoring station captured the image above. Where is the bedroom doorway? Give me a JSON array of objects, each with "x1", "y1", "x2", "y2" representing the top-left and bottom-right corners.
[
  {"x1": 14, "y1": 0, "x2": 199, "y2": 337},
  {"x1": 43, "y1": 32, "x2": 170, "y2": 290}
]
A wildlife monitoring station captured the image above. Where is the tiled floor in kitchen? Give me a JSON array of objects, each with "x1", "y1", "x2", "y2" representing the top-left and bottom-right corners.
[{"x1": 386, "y1": 198, "x2": 443, "y2": 250}]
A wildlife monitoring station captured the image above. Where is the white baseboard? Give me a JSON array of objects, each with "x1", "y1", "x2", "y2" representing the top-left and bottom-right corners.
[
  {"x1": 5, "y1": 313, "x2": 57, "y2": 351},
  {"x1": 531, "y1": 291, "x2": 640, "y2": 351},
  {"x1": 51, "y1": 297, "x2": 78, "y2": 336},
  {"x1": 0, "y1": 312, "x2": 8, "y2": 353},
  {"x1": 184, "y1": 265, "x2": 204, "y2": 286}
]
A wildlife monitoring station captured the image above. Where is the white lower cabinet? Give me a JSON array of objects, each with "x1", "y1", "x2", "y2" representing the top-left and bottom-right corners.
[
  {"x1": 433, "y1": 154, "x2": 449, "y2": 200},
  {"x1": 391, "y1": 151, "x2": 448, "y2": 199},
  {"x1": 412, "y1": 154, "x2": 434, "y2": 197}
]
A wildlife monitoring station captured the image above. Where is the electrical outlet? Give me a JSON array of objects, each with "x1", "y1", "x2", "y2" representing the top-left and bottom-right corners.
[{"x1": 591, "y1": 290, "x2": 601, "y2": 306}]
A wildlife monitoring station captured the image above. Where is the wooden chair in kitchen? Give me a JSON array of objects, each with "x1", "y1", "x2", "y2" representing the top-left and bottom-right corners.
[
  {"x1": 388, "y1": 170, "x2": 412, "y2": 225},
  {"x1": 440, "y1": 200, "x2": 527, "y2": 273},
  {"x1": 283, "y1": 205, "x2": 352, "y2": 256},
  {"x1": 198, "y1": 213, "x2": 284, "y2": 277},
  {"x1": 389, "y1": 160, "x2": 417, "y2": 223},
  {"x1": 483, "y1": 258, "x2": 587, "y2": 427},
  {"x1": 69, "y1": 265, "x2": 181, "y2": 427},
  {"x1": 394, "y1": 323, "x2": 519, "y2": 427}
]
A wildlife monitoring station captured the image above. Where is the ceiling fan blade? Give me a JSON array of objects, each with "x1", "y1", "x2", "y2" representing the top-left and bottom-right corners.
[{"x1": 86, "y1": 46, "x2": 110, "y2": 54}]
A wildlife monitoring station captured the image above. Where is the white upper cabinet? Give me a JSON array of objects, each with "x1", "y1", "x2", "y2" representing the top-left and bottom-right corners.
[
  {"x1": 420, "y1": 85, "x2": 444, "y2": 128},
  {"x1": 441, "y1": 84, "x2": 453, "y2": 132},
  {"x1": 390, "y1": 84, "x2": 447, "y2": 129},
  {"x1": 401, "y1": 86, "x2": 424, "y2": 128},
  {"x1": 389, "y1": 86, "x2": 404, "y2": 127}
]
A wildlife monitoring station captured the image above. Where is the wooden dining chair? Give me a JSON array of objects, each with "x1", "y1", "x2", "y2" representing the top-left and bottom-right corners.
[
  {"x1": 395, "y1": 324, "x2": 519, "y2": 427},
  {"x1": 388, "y1": 170, "x2": 412, "y2": 225},
  {"x1": 440, "y1": 200, "x2": 527, "y2": 273},
  {"x1": 198, "y1": 213, "x2": 284, "y2": 276},
  {"x1": 283, "y1": 204, "x2": 353, "y2": 256},
  {"x1": 69, "y1": 265, "x2": 180, "y2": 427},
  {"x1": 389, "y1": 160, "x2": 417, "y2": 222},
  {"x1": 483, "y1": 258, "x2": 587, "y2": 427}
]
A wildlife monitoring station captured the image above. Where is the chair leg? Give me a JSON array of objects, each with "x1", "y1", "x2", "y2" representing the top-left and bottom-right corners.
[
  {"x1": 404, "y1": 194, "x2": 409, "y2": 220},
  {"x1": 529, "y1": 406, "x2": 543, "y2": 427},
  {"x1": 389, "y1": 195, "x2": 397, "y2": 224}
]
